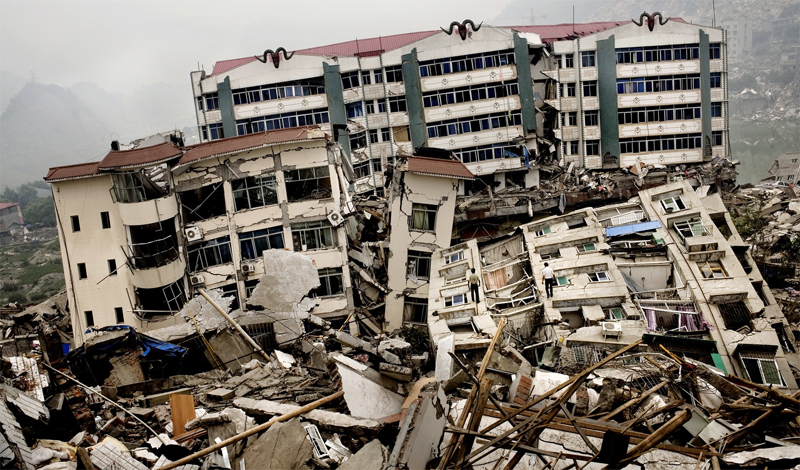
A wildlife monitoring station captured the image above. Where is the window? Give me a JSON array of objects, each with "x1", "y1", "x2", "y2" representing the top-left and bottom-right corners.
[
  {"x1": 388, "y1": 96, "x2": 407, "y2": 113},
  {"x1": 381, "y1": 128, "x2": 391, "y2": 142},
  {"x1": 369, "y1": 129, "x2": 379, "y2": 144},
  {"x1": 566, "y1": 112, "x2": 577, "y2": 126},
  {"x1": 341, "y1": 71, "x2": 360, "y2": 89},
  {"x1": 108, "y1": 259, "x2": 117, "y2": 276},
  {"x1": 291, "y1": 220, "x2": 336, "y2": 251},
  {"x1": 739, "y1": 350, "x2": 785, "y2": 386},
  {"x1": 674, "y1": 219, "x2": 707, "y2": 239},
  {"x1": 313, "y1": 268, "x2": 344, "y2": 297},
  {"x1": 353, "y1": 160, "x2": 372, "y2": 179},
  {"x1": 581, "y1": 51, "x2": 596, "y2": 67},
  {"x1": 577, "y1": 243, "x2": 596, "y2": 252},
  {"x1": 660, "y1": 196, "x2": 687, "y2": 212},
  {"x1": 569, "y1": 141, "x2": 579, "y2": 155},
  {"x1": 710, "y1": 43, "x2": 721, "y2": 59},
  {"x1": 404, "y1": 297, "x2": 428, "y2": 323},
  {"x1": 365, "y1": 101, "x2": 375, "y2": 114},
  {"x1": 204, "y1": 93, "x2": 219, "y2": 110},
  {"x1": 445, "y1": 293, "x2": 468, "y2": 307},
  {"x1": 196, "y1": 96, "x2": 204, "y2": 111},
  {"x1": 285, "y1": 166, "x2": 331, "y2": 201},
  {"x1": 565, "y1": 83, "x2": 576, "y2": 97},
  {"x1": 385, "y1": 66, "x2": 403, "y2": 83},
  {"x1": 361, "y1": 71, "x2": 371, "y2": 85},
  {"x1": 245, "y1": 279, "x2": 259, "y2": 298},
  {"x1": 346, "y1": 101, "x2": 364, "y2": 118},
  {"x1": 407, "y1": 250, "x2": 432, "y2": 279},
  {"x1": 78, "y1": 263, "x2": 87, "y2": 279},
  {"x1": 101, "y1": 212, "x2": 111, "y2": 229},
  {"x1": 718, "y1": 301, "x2": 751, "y2": 330},
  {"x1": 374, "y1": 70, "x2": 383, "y2": 83},
  {"x1": 710, "y1": 72, "x2": 721, "y2": 88},
  {"x1": 85, "y1": 311, "x2": 94, "y2": 327},
  {"x1": 180, "y1": 183, "x2": 226, "y2": 222},
  {"x1": 236, "y1": 109, "x2": 330, "y2": 135},
  {"x1": 585, "y1": 140, "x2": 600, "y2": 156},
  {"x1": 564, "y1": 54, "x2": 574, "y2": 68},
  {"x1": 115, "y1": 307, "x2": 124, "y2": 324},
  {"x1": 791, "y1": 159, "x2": 798, "y2": 164},
  {"x1": 232, "y1": 174, "x2": 278, "y2": 211},
  {"x1": 583, "y1": 81, "x2": 598, "y2": 97},
  {"x1": 534, "y1": 226, "x2": 551, "y2": 237},
  {"x1": 188, "y1": 236, "x2": 232, "y2": 271},
  {"x1": 350, "y1": 131, "x2": 367, "y2": 150},
  {"x1": 584, "y1": 110, "x2": 599, "y2": 126},
  {"x1": 713, "y1": 131, "x2": 723, "y2": 146},
  {"x1": 711, "y1": 102, "x2": 722, "y2": 118},
  {"x1": 556, "y1": 275, "x2": 569, "y2": 286},
  {"x1": 445, "y1": 251, "x2": 465, "y2": 264},
  {"x1": 698, "y1": 261, "x2": 728, "y2": 279},
  {"x1": 588, "y1": 271, "x2": 610, "y2": 282},
  {"x1": 208, "y1": 123, "x2": 224, "y2": 140},
  {"x1": 606, "y1": 307, "x2": 625, "y2": 320},
  {"x1": 240, "y1": 226, "x2": 285, "y2": 260},
  {"x1": 71, "y1": 215, "x2": 80, "y2": 232},
  {"x1": 411, "y1": 203, "x2": 437, "y2": 231}
]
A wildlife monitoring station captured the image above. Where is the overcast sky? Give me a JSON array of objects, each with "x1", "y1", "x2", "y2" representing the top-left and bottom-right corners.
[{"x1": 1, "y1": 0, "x2": 540, "y2": 93}]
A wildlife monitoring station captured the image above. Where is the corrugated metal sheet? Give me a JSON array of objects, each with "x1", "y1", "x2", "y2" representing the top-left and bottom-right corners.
[{"x1": 407, "y1": 156, "x2": 474, "y2": 180}]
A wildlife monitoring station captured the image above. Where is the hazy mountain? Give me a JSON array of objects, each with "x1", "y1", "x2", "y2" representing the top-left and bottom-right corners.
[
  {"x1": 1, "y1": 70, "x2": 28, "y2": 113},
  {"x1": 0, "y1": 82, "x2": 112, "y2": 188}
]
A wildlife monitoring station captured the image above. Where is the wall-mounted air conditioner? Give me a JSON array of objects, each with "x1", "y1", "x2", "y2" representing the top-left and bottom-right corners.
[
  {"x1": 185, "y1": 226, "x2": 203, "y2": 242},
  {"x1": 327, "y1": 210, "x2": 344, "y2": 227},
  {"x1": 190, "y1": 274, "x2": 205, "y2": 286},
  {"x1": 241, "y1": 262, "x2": 256, "y2": 274}
]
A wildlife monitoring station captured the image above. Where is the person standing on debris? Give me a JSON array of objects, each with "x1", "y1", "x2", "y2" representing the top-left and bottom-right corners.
[
  {"x1": 469, "y1": 268, "x2": 481, "y2": 303},
  {"x1": 542, "y1": 262, "x2": 555, "y2": 299}
]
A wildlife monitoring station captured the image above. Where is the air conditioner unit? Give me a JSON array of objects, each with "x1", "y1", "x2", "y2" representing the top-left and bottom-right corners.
[
  {"x1": 185, "y1": 226, "x2": 203, "y2": 242},
  {"x1": 602, "y1": 321, "x2": 622, "y2": 340},
  {"x1": 327, "y1": 210, "x2": 344, "y2": 227},
  {"x1": 190, "y1": 274, "x2": 205, "y2": 286},
  {"x1": 241, "y1": 262, "x2": 256, "y2": 274}
]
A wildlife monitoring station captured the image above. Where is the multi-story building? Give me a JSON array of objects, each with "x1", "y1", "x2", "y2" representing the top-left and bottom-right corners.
[
  {"x1": 762, "y1": 151, "x2": 800, "y2": 185},
  {"x1": 192, "y1": 16, "x2": 728, "y2": 189},
  {"x1": 45, "y1": 127, "x2": 354, "y2": 346},
  {"x1": 721, "y1": 20, "x2": 753, "y2": 58},
  {"x1": 0, "y1": 203, "x2": 23, "y2": 232}
]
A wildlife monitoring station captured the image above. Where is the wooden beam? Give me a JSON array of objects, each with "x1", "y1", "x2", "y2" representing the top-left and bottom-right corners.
[
  {"x1": 618, "y1": 409, "x2": 692, "y2": 465},
  {"x1": 454, "y1": 377, "x2": 493, "y2": 469},
  {"x1": 559, "y1": 403, "x2": 599, "y2": 454},
  {"x1": 598, "y1": 379, "x2": 670, "y2": 422}
]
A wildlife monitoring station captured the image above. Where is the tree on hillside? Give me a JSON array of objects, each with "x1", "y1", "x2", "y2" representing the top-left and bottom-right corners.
[
  {"x1": 23, "y1": 196, "x2": 56, "y2": 226},
  {"x1": 0, "y1": 183, "x2": 38, "y2": 210}
]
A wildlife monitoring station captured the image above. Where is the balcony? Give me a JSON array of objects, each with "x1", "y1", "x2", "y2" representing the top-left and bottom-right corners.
[
  {"x1": 117, "y1": 193, "x2": 179, "y2": 227},
  {"x1": 619, "y1": 148, "x2": 702, "y2": 168},
  {"x1": 420, "y1": 66, "x2": 517, "y2": 93},
  {"x1": 233, "y1": 94, "x2": 328, "y2": 120},
  {"x1": 673, "y1": 219, "x2": 718, "y2": 252},
  {"x1": 427, "y1": 126, "x2": 524, "y2": 150},
  {"x1": 619, "y1": 120, "x2": 701, "y2": 139},
  {"x1": 617, "y1": 60, "x2": 700, "y2": 78},
  {"x1": 618, "y1": 90, "x2": 701, "y2": 109},
  {"x1": 125, "y1": 236, "x2": 186, "y2": 289},
  {"x1": 424, "y1": 96, "x2": 521, "y2": 123},
  {"x1": 580, "y1": 67, "x2": 597, "y2": 81}
]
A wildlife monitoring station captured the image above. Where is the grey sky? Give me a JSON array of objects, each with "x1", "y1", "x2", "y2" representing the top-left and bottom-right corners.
[{"x1": 1, "y1": 0, "x2": 525, "y2": 93}]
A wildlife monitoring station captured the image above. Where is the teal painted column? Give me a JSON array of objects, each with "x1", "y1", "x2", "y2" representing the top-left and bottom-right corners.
[
  {"x1": 699, "y1": 30, "x2": 712, "y2": 154},
  {"x1": 597, "y1": 35, "x2": 620, "y2": 165},
  {"x1": 401, "y1": 48, "x2": 426, "y2": 149},
  {"x1": 323, "y1": 62, "x2": 351, "y2": 156},
  {"x1": 217, "y1": 76, "x2": 237, "y2": 138},
  {"x1": 513, "y1": 33, "x2": 537, "y2": 133}
]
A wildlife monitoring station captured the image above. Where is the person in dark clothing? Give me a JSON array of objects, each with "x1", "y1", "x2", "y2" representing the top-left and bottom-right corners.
[
  {"x1": 469, "y1": 268, "x2": 480, "y2": 302},
  {"x1": 542, "y1": 262, "x2": 555, "y2": 298}
]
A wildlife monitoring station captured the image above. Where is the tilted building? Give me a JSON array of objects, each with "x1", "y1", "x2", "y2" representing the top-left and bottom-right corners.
[{"x1": 45, "y1": 127, "x2": 354, "y2": 346}]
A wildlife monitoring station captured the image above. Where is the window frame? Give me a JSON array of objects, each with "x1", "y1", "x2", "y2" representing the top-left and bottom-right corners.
[
  {"x1": 411, "y1": 203, "x2": 437, "y2": 232},
  {"x1": 444, "y1": 293, "x2": 468, "y2": 307},
  {"x1": 534, "y1": 226, "x2": 551, "y2": 237},
  {"x1": 71, "y1": 215, "x2": 81, "y2": 232},
  {"x1": 660, "y1": 196, "x2": 687, "y2": 212},
  {"x1": 698, "y1": 260, "x2": 728, "y2": 279},
  {"x1": 101, "y1": 211, "x2": 111, "y2": 229},
  {"x1": 187, "y1": 236, "x2": 233, "y2": 271},
  {"x1": 444, "y1": 251, "x2": 465, "y2": 264},
  {"x1": 404, "y1": 297, "x2": 429, "y2": 324},
  {"x1": 587, "y1": 271, "x2": 611, "y2": 282},
  {"x1": 284, "y1": 166, "x2": 332, "y2": 202},
  {"x1": 577, "y1": 243, "x2": 596, "y2": 253},
  {"x1": 312, "y1": 267, "x2": 344, "y2": 297},
  {"x1": 291, "y1": 220, "x2": 337, "y2": 251},
  {"x1": 407, "y1": 250, "x2": 432, "y2": 280},
  {"x1": 108, "y1": 259, "x2": 117, "y2": 276},
  {"x1": 239, "y1": 226, "x2": 285, "y2": 260},
  {"x1": 232, "y1": 173, "x2": 279, "y2": 212},
  {"x1": 78, "y1": 263, "x2": 87, "y2": 279}
]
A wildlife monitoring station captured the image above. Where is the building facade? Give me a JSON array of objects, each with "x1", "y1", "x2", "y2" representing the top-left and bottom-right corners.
[{"x1": 46, "y1": 128, "x2": 354, "y2": 346}]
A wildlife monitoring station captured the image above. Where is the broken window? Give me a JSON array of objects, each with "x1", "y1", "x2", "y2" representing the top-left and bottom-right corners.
[
  {"x1": 534, "y1": 226, "x2": 551, "y2": 237},
  {"x1": 698, "y1": 261, "x2": 728, "y2": 279},
  {"x1": 403, "y1": 297, "x2": 428, "y2": 324},
  {"x1": 135, "y1": 279, "x2": 185, "y2": 319},
  {"x1": 85, "y1": 311, "x2": 94, "y2": 327},
  {"x1": 240, "y1": 226, "x2": 284, "y2": 260},
  {"x1": 587, "y1": 271, "x2": 610, "y2": 282},
  {"x1": 444, "y1": 293, "x2": 468, "y2": 307},
  {"x1": 71, "y1": 215, "x2": 80, "y2": 232},
  {"x1": 444, "y1": 251, "x2": 465, "y2": 264},
  {"x1": 341, "y1": 71, "x2": 360, "y2": 89},
  {"x1": 108, "y1": 259, "x2": 117, "y2": 276},
  {"x1": 739, "y1": 349, "x2": 785, "y2": 386},
  {"x1": 188, "y1": 236, "x2": 233, "y2": 271},
  {"x1": 128, "y1": 220, "x2": 179, "y2": 269},
  {"x1": 773, "y1": 323, "x2": 796, "y2": 353},
  {"x1": 245, "y1": 279, "x2": 259, "y2": 298},
  {"x1": 660, "y1": 196, "x2": 687, "y2": 212},
  {"x1": 540, "y1": 251, "x2": 561, "y2": 260},
  {"x1": 115, "y1": 307, "x2": 124, "y2": 324},
  {"x1": 392, "y1": 126, "x2": 410, "y2": 142},
  {"x1": 285, "y1": 166, "x2": 332, "y2": 201},
  {"x1": 407, "y1": 250, "x2": 432, "y2": 280},
  {"x1": 77, "y1": 263, "x2": 87, "y2": 279},
  {"x1": 349, "y1": 131, "x2": 367, "y2": 150},
  {"x1": 717, "y1": 301, "x2": 751, "y2": 330},
  {"x1": 179, "y1": 183, "x2": 226, "y2": 222},
  {"x1": 232, "y1": 174, "x2": 278, "y2": 211},
  {"x1": 291, "y1": 220, "x2": 336, "y2": 251},
  {"x1": 218, "y1": 283, "x2": 240, "y2": 311},
  {"x1": 577, "y1": 243, "x2": 596, "y2": 252},
  {"x1": 101, "y1": 211, "x2": 111, "y2": 229},
  {"x1": 312, "y1": 268, "x2": 344, "y2": 297},
  {"x1": 111, "y1": 171, "x2": 167, "y2": 203},
  {"x1": 411, "y1": 203, "x2": 437, "y2": 231},
  {"x1": 606, "y1": 307, "x2": 626, "y2": 320},
  {"x1": 353, "y1": 160, "x2": 372, "y2": 179},
  {"x1": 674, "y1": 219, "x2": 707, "y2": 239}
]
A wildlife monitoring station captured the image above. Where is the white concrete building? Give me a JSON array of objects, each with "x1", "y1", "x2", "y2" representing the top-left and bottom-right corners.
[{"x1": 46, "y1": 127, "x2": 354, "y2": 346}]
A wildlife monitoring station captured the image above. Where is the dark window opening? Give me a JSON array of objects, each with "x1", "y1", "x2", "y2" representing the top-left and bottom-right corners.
[
  {"x1": 108, "y1": 259, "x2": 117, "y2": 276},
  {"x1": 311, "y1": 267, "x2": 344, "y2": 297},
  {"x1": 188, "y1": 236, "x2": 233, "y2": 271},
  {"x1": 78, "y1": 263, "x2": 87, "y2": 279},
  {"x1": 219, "y1": 283, "x2": 240, "y2": 311},
  {"x1": 101, "y1": 211, "x2": 111, "y2": 229},
  {"x1": 111, "y1": 171, "x2": 167, "y2": 203},
  {"x1": 232, "y1": 174, "x2": 278, "y2": 211},
  {"x1": 285, "y1": 166, "x2": 331, "y2": 201},
  {"x1": 404, "y1": 297, "x2": 428, "y2": 324},
  {"x1": 718, "y1": 301, "x2": 751, "y2": 330},
  {"x1": 85, "y1": 311, "x2": 94, "y2": 327},
  {"x1": 127, "y1": 219, "x2": 179, "y2": 269},
  {"x1": 71, "y1": 215, "x2": 80, "y2": 232},
  {"x1": 115, "y1": 307, "x2": 124, "y2": 324},
  {"x1": 135, "y1": 280, "x2": 185, "y2": 319},
  {"x1": 179, "y1": 183, "x2": 226, "y2": 222},
  {"x1": 407, "y1": 250, "x2": 432, "y2": 279}
]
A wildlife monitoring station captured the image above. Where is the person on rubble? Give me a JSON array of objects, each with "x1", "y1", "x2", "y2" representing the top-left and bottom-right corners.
[
  {"x1": 469, "y1": 268, "x2": 481, "y2": 303},
  {"x1": 542, "y1": 262, "x2": 555, "y2": 299}
]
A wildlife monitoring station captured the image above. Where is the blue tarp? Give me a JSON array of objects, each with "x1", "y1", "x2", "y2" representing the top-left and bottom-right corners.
[
  {"x1": 68, "y1": 325, "x2": 187, "y2": 361},
  {"x1": 605, "y1": 220, "x2": 663, "y2": 238}
]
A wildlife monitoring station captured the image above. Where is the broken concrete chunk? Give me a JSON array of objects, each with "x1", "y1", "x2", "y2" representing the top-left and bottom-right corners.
[
  {"x1": 335, "y1": 354, "x2": 404, "y2": 420},
  {"x1": 206, "y1": 388, "x2": 235, "y2": 401},
  {"x1": 247, "y1": 249, "x2": 320, "y2": 313},
  {"x1": 234, "y1": 418, "x2": 312, "y2": 470},
  {"x1": 234, "y1": 397, "x2": 383, "y2": 435},
  {"x1": 380, "y1": 350, "x2": 401, "y2": 365},
  {"x1": 338, "y1": 439, "x2": 388, "y2": 470},
  {"x1": 335, "y1": 331, "x2": 377, "y2": 355},
  {"x1": 379, "y1": 363, "x2": 413, "y2": 382}
]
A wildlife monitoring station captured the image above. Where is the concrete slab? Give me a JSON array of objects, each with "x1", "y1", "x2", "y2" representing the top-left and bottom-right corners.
[
  {"x1": 233, "y1": 419, "x2": 312, "y2": 470},
  {"x1": 339, "y1": 440, "x2": 388, "y2": 470},
  {"x1": 248, "y1": 249, "x2": 320, "y2": 314}
]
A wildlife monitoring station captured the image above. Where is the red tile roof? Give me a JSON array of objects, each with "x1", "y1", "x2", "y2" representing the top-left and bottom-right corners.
[
  {"x1": 99, "y1": 142, "x2": 182, "y2": 171},
  {"x1": 0, "y1": 202, "x2": 20, "y2": 210},
  {"x1": 210, "y1": 56, "x2": 262, "y2": 77},
  {"x1": 45, "y1": 162, "x2": 101, "y2": 182},
  {"x1": 178, "y1": 126, "x2": 325, "y2": 167},
  {"x1": 512, "y1": 21, "x2": 628, "y2": 43},
  {"x1": 406, "y1": 156, "x2": 474, "y2": 180}
]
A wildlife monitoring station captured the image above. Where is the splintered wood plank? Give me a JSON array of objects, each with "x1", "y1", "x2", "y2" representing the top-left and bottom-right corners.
[{"x1": 170, "y1": 392, "x2": 196, "y2": 437}]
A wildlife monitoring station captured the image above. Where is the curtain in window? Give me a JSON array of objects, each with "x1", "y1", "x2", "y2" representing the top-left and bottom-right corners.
[
  {"x1": 413, "y1": 210, "x2": 428, "y2": 230},
  {"x1": 483, "y1": 268, "x2": 508, "y2": 291}
]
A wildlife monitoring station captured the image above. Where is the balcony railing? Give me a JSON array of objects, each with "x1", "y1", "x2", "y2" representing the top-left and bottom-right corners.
[
  {"x1": 125, "y1": 236, "x2": 180, "y2": 270},
  {"x1": 110, "y1": 172, "x2": 168, "y2": 204}
]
